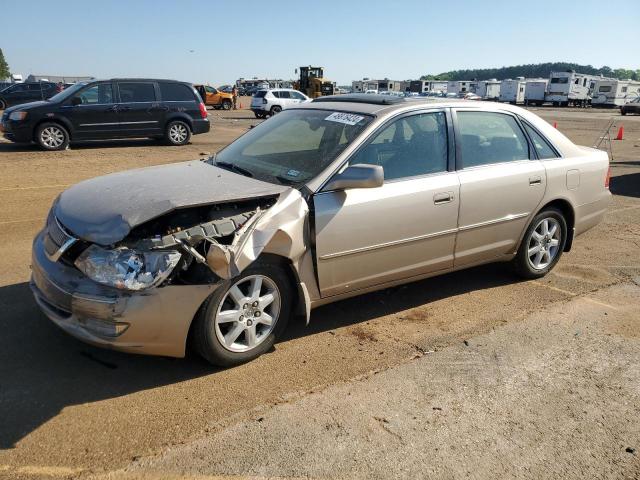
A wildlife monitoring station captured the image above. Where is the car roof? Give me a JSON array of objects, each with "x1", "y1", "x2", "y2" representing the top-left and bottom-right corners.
[
  {"x1": 294, "y1": 95, "x2": 583, "y2": 158},
  {"x1": 92, "y1": 78, "x2": 193, "y2": 84}
]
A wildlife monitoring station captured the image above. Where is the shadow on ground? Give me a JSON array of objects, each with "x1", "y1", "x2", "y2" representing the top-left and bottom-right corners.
[
  {"x1": 610, "y1": 172, "x2": 640, "y2": 198},
  {"x1": 0, "y1": 263, "x2": 516, "y2": 450}
]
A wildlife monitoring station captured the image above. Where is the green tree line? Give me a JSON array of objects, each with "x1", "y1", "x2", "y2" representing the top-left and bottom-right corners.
[
  {"x1": 421, "y1": 62, "x2": 640, "y2": 81},
  {"x1": 0, "y1": 48, "x2": 10, "y2": 80}
]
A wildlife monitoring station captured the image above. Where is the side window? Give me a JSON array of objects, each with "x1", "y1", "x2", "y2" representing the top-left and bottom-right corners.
[
  {"x1": 118, "y1": 82, "x2": 156, "y2": 102},
  {"x1": 522, "y1": 122, "x2": 558, "y2": 160},
  {"x1": 75, "y1": 83, "x2": 113, "y2": 104},
  {"x1": 349, "y1": 112, "x2": 448, "y2": 181},
  {"x1": 278, "y1": 91, "x2": 291, "y2": 99},
  {"x1": 271, "y1": 91, "x2": 281, "y2": 98},
  {"x1": 291, "y1": 91, "x2": 305, "y2": 100},
  {"x1": 205, "y1": 86, "x2": 216, "y2": 94},
  {"x1": 159, "y1": 83, "x2": 195, "y2": 101},
  {"x1": 457, "y1": 111, "x2": 529, "y2": 168}
]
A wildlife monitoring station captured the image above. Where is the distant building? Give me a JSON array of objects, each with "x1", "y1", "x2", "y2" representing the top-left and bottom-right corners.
[{"x1": 25, "y1": 74, "x2": 94, "y2": 83}]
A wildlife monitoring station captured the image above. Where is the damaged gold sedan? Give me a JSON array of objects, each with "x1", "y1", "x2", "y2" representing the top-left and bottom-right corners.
[{"x1": 31, "y1": 95, "x2": 611, "y2": 366}]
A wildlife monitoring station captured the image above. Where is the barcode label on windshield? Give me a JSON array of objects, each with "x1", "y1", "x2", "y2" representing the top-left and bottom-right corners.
[{"x1": 325, "y1": 112, "x2": 365, "y2": 126}]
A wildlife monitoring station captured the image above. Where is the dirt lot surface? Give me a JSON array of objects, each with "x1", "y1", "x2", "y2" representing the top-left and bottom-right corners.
[{"x1": 0, "y1": 104, "x2": 639, "y2": 479}]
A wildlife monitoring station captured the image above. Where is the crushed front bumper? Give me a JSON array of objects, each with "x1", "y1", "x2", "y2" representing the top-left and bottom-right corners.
[{"x1": 30, "y1": 231, "x2": 216, "y2": 358}]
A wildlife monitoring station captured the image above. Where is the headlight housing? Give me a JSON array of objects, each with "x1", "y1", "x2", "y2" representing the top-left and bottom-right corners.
[
  {"x1": 74, "y1": 245, "x2": 181, "y2": 291},
  {"x1": 9, "y1": 111, "x2": 28, "y2": 121}
]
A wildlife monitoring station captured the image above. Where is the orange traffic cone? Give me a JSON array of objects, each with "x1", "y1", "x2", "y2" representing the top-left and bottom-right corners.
[
  {"x1": 553, "y1": 122, "x2": 557, "y2": 129},
  {"x1": 615, "y1": 125, "x2": 624, "y2": 140}
]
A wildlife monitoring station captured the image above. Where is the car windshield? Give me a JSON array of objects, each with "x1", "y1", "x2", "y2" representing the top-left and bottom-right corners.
[
  {"x1": 46, "y1": 82, "x2": 88, "y2": 102},
  {"x1": 212, "y1": 109, "x2": 373, "y2": 186}
]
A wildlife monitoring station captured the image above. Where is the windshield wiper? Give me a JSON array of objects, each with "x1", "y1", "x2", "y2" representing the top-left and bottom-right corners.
[
  {"x1": 274, "y1": 175, "x2": 299, "y2": 186},
  {"x1": 214, "y1": 160, "x2": 254, "y2": 178}
]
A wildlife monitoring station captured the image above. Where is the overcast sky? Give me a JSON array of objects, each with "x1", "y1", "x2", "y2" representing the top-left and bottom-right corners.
[{"x1": 3, "y1": 0, "x2": 639, "y2": 85}]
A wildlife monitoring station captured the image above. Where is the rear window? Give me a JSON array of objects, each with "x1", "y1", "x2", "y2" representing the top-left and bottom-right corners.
[
  {"x1": 159, "y1": 82, "x2": 195, "y2": 101},
  {"x1": 118, "y1": 82, "x2": 156, "y2": 102},
  {"x1": 255, "y1": 90, "x2": 267, "y2": 98}
]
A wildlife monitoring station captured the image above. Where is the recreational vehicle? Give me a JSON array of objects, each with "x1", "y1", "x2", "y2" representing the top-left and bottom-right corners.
[
  {"x1": 446, "y1": 80, "x2": 477, "y2": 95},
  {"x1": 524, "y1": 79, "x2": 549, "y2": 106},
  {"x1": 499, "y1": 78, "x2": 526, "y2": 104},
  {"x1": 592, "y1": 79, "x2": 640, "y2": 107},
  {"x1": 545, "y1": 71, "x2": 601, "y2": 107},
  {"x1": 475, "y1": 79, "x2": 500, "y2": 100},
  {"x1": 409, "y1": 80, "x2": 448, "y2": 94}
]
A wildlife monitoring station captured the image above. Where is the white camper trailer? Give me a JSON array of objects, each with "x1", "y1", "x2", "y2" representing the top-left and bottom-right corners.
[
  {"x1": 524, "y1": 79, "x2": 549, "y2": 106},
  {"x1": 409, "y1": 80, "x2": 448, "y2": 94},
  {"x1": 545, "y1": 71, "x2": 601, "y2": 107},
  {"x1": 592, "y1": 79, "x2": 640, "y2": 107},
  {"x1": 499, "y1": 78, "x2": 526, "y2": 104},
  {"x1": 475, "y1": 79, "x2": 501, "y2": 100},
  {"x1": 446, "y1": 80, "x2": 477, "y2": 95}
]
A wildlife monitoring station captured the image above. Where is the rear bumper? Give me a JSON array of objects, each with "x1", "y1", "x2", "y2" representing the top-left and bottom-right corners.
[
  {"x1": 575, "y1": 191, "x2": 613, "y2": 237},
  {"x1": 192, "y1": 118, "x2": 210, "y2": 135},
  {"x1": 30, "y1": 231, "x2": 216, "y2": 358}
]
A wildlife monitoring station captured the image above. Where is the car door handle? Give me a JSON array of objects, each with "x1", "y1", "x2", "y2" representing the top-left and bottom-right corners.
[
  {"x1": 529, "y1": 176, "x2": 542, "y2": 186},
  {"x1": 433, "y1": 192, "x2": 454, "y2": 205}
]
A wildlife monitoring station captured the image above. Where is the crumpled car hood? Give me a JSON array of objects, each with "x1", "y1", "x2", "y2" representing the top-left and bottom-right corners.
[{"x1": 55, "y1": 160, "x2": 288, "y2": 245}]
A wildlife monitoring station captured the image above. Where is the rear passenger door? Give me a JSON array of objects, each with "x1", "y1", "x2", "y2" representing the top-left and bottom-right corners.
[
  {"x1": 115, "y1": 81, "x2": 162, "y2": 136},
  {"x1": 452, "y1": 109, "x2": 545, "y2": 267}
]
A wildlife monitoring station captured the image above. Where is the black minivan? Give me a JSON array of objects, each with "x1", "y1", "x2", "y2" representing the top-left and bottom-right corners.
[{"x1": 1, "y1": 79, "x2": 210, "y2": 150}]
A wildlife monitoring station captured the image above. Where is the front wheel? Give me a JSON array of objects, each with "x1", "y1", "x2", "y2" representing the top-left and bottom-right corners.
[
  {"x1": 222, "y1": 100, "x2": 232, "y2": 110},
  {"x1": 270, "y1": 105, "x2": 282, "y2": 116},
  {"x1": 35, "y1": 123, "x2": 69, "y2": 151},
  {"x1": 192, "y1": 262, "x2": 292, "y2": 367},
  {"x1": 0, "y1": 99, "x2": 5, "y2": 110},
  {"x1": 165, "y1": 120, "x2": 191, "y2": 146},
  {"x1": 513, "y1": 208, "x2": 567, "y2": 279}
]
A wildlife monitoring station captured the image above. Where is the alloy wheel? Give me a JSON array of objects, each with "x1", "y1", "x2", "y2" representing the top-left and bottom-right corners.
[
  {"x1": 169, "y1": 123, "x2": 188, "y2": 143},
  {"x1": 527, "y1": 217, "x2": 562, "y2": 270},
  {"x1": 40, "y1": 126, "x2": 65, "y2": 149},
  {"x1": 214, "y1": 275, "x2": 281, "y2": 353}
]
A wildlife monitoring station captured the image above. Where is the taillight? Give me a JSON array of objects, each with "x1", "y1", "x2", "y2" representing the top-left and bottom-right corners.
[
  {"x1": 605, "y1": 166, "x2": 611, "y2": 189},
  {"x1": 198, "y1": 102, "x2": 207, "y2": 119},
  {"x1": 262, "y1": 98, "x2": 268, "y2": 104}
]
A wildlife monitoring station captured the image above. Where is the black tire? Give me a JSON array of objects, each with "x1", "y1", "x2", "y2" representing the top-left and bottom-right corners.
[
  {"x1": 192, "y1": 262, "x2": 293, "y2": 367},
  {"x1": 222, "y1": 100, "x2": 232, "y2": 110},
  {"x1": 621, "y1": 109, "x2": 626, "y2": 116},
  {"x1": 0, "y1": 99, "x2": 5, "y2": 110},
  {"x1": 513, "y1": 208, "x2": 567, "y2": 279},
  {"x1": 165, "y1": 120, "x2": 191, "y2": 146},
  {"x1": 35, "y1": 122, "x2": 70, "y2": 151},
  {"x1": 270, "y1": 105, "x2": 282, "y2": 116}
]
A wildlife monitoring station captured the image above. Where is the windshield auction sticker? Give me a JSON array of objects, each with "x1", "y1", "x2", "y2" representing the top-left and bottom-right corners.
[{"x1": 324, "y1": 112, "x2": 365, "y2": 126}]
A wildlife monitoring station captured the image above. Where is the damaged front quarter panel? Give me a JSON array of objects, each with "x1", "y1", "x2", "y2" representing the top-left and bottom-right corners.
[
  {"x1": 132, "y1": 188, "x2": 313, "y2": 320},
  {"x1": 205, "y1": 189, "x2": 309, "y2": 280}
]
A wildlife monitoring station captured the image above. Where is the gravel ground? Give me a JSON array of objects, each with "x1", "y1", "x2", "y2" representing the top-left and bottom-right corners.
[{"x1": 0, "y1": 105, "x2": 638, "y2": 479}]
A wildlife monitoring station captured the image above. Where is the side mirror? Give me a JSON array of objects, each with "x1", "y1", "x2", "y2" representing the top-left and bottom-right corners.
[
  {"x1": 71, "y1": 96, "x2": 82, "y2": 106},
  {"x1": 323, "y1": 164, "x2": 384, "y2": 191}
]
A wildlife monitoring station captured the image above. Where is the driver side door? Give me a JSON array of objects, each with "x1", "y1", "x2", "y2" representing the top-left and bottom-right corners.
[
  {"x1": 313, "y1": 110, "x2": 460, "y2": 298},
  {"x1": 64, "y1": 82, "x2": 119, "y2": 139}
]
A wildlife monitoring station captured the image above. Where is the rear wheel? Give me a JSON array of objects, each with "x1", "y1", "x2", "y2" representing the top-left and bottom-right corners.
[
  {"x1": 35, "y1": 123, "x2": 69, "y2": 151},
  {"x1": 165, "y1": 120, "x2": 191, "y2": 146},
  {"x1": 222, "y1": 100, "x2": 232, "y2": 110},
  {"x1": 513, "y1": 208, "x2": 567, "y2": 279},
  {"x1": 192, "y1": 262, "x2": 292, "y2": 367},
  {"x1": 0, "y1": 99, "x2": 5, "y2": 110}
]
